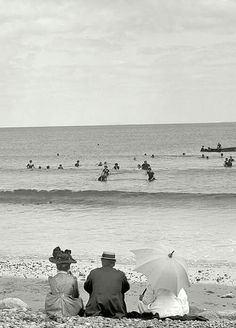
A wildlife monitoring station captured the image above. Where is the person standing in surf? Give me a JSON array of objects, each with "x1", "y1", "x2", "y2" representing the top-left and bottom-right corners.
[{"x1": 147, "y1": 167, "x2": 155, "y2": 182}]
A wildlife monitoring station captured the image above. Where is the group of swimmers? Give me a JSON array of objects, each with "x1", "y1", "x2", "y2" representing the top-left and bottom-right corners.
[
  {"x1": 98, "y1": 162, "x2": 121, "y2": 181},
  {"x1": 97, "y1": 160, "x2": 156, "y2": 182},
  {"x1": 137, "y1": 160, "x2": 155, "y2": 181},
  {"x1": 26, "y1": 160, "x2": 82, "y2": 170},
  {"x1": 26, "y1": 160, "x2": 59, "y2": 170},
  {"x1": 224, "y1": 156, "x2": 234, "y2": 167},
  {"x1": 200, "y1": 153, "x2": 234, "y2": 167},
  {"x1": 26, "y1": 156, "x2": 157, "y2": 182}
]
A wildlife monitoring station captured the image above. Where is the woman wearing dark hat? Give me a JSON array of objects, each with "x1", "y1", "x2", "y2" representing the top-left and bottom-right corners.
[{"x1": 45, "y1": 247, "x2": 84, "y2": 317}]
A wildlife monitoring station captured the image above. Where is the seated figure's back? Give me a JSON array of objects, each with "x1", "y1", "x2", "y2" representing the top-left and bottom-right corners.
[
  {"x1": 87, "y1": 266, "x2": 125, "y2": 294},
  {"x1": 45, "y1": 247, "x2": 83, "y2": 317},
  {"x1": 84, "y1": 251, "x2": 130, "y2": 318},
  {"x1": 49, "y1": 272, "x2": 77, "y2": 297}
]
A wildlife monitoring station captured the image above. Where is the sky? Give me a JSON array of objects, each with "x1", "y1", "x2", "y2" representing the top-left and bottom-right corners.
[{"x1": 1, "y1": 0, "x2": 236, "y2": 127}]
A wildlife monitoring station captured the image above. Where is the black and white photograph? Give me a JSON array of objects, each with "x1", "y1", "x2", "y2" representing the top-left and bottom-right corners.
[{"x1": 0, "y1": 0, "x2": 236, "y2": 327}]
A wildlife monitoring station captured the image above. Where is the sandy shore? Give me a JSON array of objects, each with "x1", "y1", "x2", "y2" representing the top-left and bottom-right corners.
[
  {"x1": 0, "y1": 276, "x2": 236, "y2": 314},
  {"x1": 0, "y1": 258, "x2": 236, "y2": 327}
]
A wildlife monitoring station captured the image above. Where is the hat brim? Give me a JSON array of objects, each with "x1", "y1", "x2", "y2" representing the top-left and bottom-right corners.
[
  {"x1": 49, "y1": 257, "x2": 77, "y2": 264},
  {"x1": 101, "y1": 256, "x2": 116, "y2": 261}
]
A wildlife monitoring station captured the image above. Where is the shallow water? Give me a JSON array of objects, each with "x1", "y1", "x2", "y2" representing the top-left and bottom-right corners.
[{"x1": 0, "y1": 123, "x2": 235, "y2": 263}]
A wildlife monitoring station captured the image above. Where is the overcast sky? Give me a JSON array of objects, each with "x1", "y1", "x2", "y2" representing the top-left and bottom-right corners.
[{"x1": 1, "y1": 0, "x2": 236, "y2": 127}]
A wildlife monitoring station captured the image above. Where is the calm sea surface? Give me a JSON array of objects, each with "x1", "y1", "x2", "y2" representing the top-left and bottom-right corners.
[{"x1": 0, "y1": 123, "x2": 235, "y2": 264}]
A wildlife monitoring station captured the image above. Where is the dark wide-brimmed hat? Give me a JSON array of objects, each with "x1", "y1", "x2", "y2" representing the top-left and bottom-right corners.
[
  {"x1": 49, "y1": 246, "x2": 77, "y2": 264},
  {"x1": 101, "y1": 251, "x2": 116, "y2": 261}
]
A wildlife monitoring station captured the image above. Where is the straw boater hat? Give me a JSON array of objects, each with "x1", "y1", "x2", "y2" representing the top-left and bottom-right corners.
[
  {"x1": 49, "y1": 246, "x2": 77, "y2": 264},
  {"x1": 101, "y1": 251, "x2": 116, "y2": 261}
]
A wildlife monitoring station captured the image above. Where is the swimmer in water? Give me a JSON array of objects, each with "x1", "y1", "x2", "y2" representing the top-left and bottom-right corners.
[
  {"x1": 113, "y1": 163, "x2": 120, "y2": 170},
  {"x1": 75, "y1": 160, "x2": 80, "y2": 167},
  {"x1": 27, "y1": 160, "x2": 34, "y2": 169},
  {"x1": 98, "y1": 173, "x2": 108, "y2": 182},
  {"x1": 98, "y1": 165, "x2": 110, "y2": 182},
  {"x1": 147, "y1": 167, "x2": 155, "y2": 182},
  {"x1": 141, "y1": 160, "x2": 150, "y2": 170},
  {"x1": 102, "y1": 165, "x2": 109, "y2": 176}
]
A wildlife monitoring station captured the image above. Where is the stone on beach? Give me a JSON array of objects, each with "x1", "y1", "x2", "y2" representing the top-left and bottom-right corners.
[{"x1": 0, "y1": 297, "x2": 29, "y2": 311}]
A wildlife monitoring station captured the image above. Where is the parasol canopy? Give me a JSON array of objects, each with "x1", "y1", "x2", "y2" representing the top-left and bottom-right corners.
[{"x1": 131, "y1": 248, "x2": 190, "y2": 296}]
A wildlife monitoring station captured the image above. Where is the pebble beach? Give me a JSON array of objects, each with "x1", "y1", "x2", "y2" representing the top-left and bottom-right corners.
[
  {"x1": 1, "y1": 311, "x2": 236, "y2": 328},
  {"x1": 0, "y1": 258, "x2": 236, "y2": 327}
]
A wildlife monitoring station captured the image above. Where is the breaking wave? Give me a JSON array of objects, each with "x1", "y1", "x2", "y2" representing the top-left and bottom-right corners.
[{"x1": 0, "y1": 189, "x2": 235, "y2": 206}]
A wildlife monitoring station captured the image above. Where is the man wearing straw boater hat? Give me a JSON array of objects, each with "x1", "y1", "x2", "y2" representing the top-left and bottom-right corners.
[{"x1": 84, "y1": 251, "x2": 130, "y2": 318}]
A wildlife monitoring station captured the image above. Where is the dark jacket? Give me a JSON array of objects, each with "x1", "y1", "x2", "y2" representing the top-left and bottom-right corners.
[{"x1": 84, "y1": 266, "x2": 130, "y2": 318}]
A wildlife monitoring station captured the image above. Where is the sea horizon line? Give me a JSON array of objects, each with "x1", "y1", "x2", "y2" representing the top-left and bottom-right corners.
[{"x1": 0, "y1": 121, "x2": 235, "y2": 129}]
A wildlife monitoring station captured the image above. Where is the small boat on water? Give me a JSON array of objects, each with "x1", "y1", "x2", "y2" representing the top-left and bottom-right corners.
[{"x1": 201, "y1": 146, "x2": 236, "y2": 152}]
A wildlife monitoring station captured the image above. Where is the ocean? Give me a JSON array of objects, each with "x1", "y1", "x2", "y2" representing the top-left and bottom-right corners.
[{"x1": 0, "y1": 123, "x2": 235, "y2": 264}]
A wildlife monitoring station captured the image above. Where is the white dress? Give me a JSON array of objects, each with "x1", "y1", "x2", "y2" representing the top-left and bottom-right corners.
[{"x1": 138, "y1": 285, "x2": 189, "y2": 318}]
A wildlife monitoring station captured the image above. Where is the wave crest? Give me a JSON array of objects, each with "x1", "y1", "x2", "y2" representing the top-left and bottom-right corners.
[{"x1": 0, "y1": 189, "x2": 235, "y2": 206}]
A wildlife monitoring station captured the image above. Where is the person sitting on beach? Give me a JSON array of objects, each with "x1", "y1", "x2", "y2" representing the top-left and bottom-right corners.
[
  {"x1": 138, "y1": 285, "x2": 189, "y2": 318},
  {"x1": 45, "y1": 247, "x2": 84, "y2": 318},
  {"x1": 84, "y1": 251, "x2": 130, "y2": 318},
  {"x1": 75, "y1": 160, "x2": 80, "y2": 167},
  {"x1": 229, "y1": 156, "x2": 234, "y2": 162},
  {"x1": 98, "y1": 162, "x2": 103, "y2": 166},
  {"x1": 58, "y1": 164, "x2": 64, "y2": 169},
  {"x1": 26, "y1": 160, "x2": 34, "y2": 169}
]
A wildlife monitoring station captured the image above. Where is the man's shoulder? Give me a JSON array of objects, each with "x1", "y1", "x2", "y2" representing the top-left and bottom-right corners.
[
  {"x1": 113, "y1": 268, "x2": 127, "y2": 277},
  {"x1": 88, "y1": 267, "x2": 127, "y2": 277},
  {"x1": 89, "y1": 267, "x2": 101, "y2": 275}
]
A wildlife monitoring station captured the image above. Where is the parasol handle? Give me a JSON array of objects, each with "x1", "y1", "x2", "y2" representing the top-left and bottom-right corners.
[
  {"x1": 168, "y1": 250, "x2": 175, "y2": 258},
  {"x1": 142, "y1": 288, "x2": 147, "y2": 296}
]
